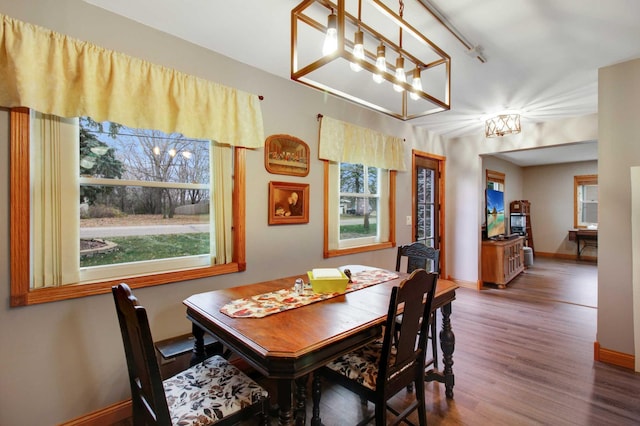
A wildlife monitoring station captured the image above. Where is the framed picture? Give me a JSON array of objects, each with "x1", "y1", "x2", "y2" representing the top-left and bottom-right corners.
[
  {"x1": 268, "y1": 181, "x2": 309, "y2": 225},
  {"x1": 265, "y1": 134, "x2": 310, "y2": 177}
]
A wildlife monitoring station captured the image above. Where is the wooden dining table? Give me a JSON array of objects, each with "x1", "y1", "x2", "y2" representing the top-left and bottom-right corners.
[{"x1": 184, "y1": 270, "x2": 458, "y2": 426}]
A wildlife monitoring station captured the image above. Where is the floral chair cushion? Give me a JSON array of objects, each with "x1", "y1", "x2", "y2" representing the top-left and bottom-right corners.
[
  {"x1": 325, "y1": 338, "x2": 395, "y2": 391},
  {"x1": 163, "y1": 355, "x2": 268, "y2": 425}
]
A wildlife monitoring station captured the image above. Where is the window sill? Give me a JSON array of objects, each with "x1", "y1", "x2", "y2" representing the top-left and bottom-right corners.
[{"x1": 323, "y1": 241, "x2": 395, "y2": 258}]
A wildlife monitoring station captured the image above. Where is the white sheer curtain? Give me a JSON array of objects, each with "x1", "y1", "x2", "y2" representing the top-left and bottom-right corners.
[
  {"x1": 31, "y1": 112, "x2": 79, "y2": 288},
  {"x1": 211, "y1": 143, "x2": 234, "y2": 264}
]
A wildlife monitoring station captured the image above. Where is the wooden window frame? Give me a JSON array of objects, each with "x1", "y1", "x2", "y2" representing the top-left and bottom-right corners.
[
  {"x1": 10, "y1": 107, "x2": 247, "y2": 307},
  {"x1": 574, "y1": 174, "x2": 598, "y2": 229}
]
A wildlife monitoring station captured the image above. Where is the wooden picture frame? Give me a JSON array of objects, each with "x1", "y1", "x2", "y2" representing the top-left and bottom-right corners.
[
  {"x1": 264, "y1": 134, "x2": 310, "y2": 177},
  {"x1": 268, "y1": 181, "x2": 309, "y2": 225}
]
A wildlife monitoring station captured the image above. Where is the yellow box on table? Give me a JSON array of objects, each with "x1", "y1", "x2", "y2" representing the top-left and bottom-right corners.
[{"x1": 307, "y1": 268, "x2": 349, "y2": 293}]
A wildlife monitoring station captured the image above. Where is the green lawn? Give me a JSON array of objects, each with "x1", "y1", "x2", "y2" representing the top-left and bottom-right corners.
[{"x1": 80, "y1": 233, "x2": 209, "y2": 267}]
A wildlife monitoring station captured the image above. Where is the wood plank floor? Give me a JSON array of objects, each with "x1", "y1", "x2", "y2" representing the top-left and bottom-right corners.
[
  {"x1": 115, "y1": 257, "x2": 640, "y2": 425},
  {"x1": 256, "y1": 257, "x2": 640, "y2": 425}
]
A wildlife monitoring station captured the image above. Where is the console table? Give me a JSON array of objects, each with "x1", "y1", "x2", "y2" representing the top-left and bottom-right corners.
[
  {"x1": 568, "y1": 229, "x2": 598, "y2": 260},
  {"x1": 481, "y1": 236, "x2": 525, "y2": 288}
]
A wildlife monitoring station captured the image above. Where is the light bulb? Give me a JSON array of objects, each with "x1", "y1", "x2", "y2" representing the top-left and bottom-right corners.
[
  {"x1": 322, "y1": 13, "x2": 338, "y2": 56},
  {"x1": 372, "y1": 43, "x2": 386, "y2": 84},
  {"x1": 350, "y1": 30, "x2": 365, "y2": 72},
  {"x1": 393, "y1": 57, "x2": 406, "y2": 92},
  {"x1": 410, "y1": 67, "x2": 422, "y2": 100}
]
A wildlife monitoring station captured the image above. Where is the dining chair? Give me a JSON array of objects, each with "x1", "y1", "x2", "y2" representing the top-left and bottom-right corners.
[
  {"x1": 111, "y1": 283, "x2": 269, "y2": 426},
  {"x1": 396, "y1": 242, "x2": 441, "y2": 371},
  {"x1": 319, "y1": 269, "x2": 437, "y2": 425}
]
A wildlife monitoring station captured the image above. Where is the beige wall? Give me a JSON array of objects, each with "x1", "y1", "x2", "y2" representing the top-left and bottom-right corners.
[
  {"x1": 481, "y1": 156, "x2": 598, "y2": 257},
  {"x1": 598, "y1": 58, "x2": 640, "y2": 357},
  {"x1": 0, "y1": 1, "x2": 442, "y2": 424},
  {"x1": 0, "y1": 1, "x2": 636, "y2": 424},
  {"x1": 522, "y1": 161, "x2": 598, "y2": 256}
]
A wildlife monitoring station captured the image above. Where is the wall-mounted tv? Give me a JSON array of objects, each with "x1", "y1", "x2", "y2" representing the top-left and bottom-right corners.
[{"x1": 486, "y1": 188, "x2": 505, "y2": 239}]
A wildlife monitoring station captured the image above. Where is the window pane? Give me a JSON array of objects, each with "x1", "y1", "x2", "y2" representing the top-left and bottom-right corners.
[
  {"x1": 340, "y1": 163, "x2": 365, "y2": 193},
  {"x1": 79, "y1": 186, "x2": 210, "y2": 267},
  {"x1": 367, "y1": 166, "x2": 378, "y2": 194},
  {"x1": 79, "y1": 118, "x2": 212, "y2": 270},
  {"x1": 80, "y1": 117, "x2": 210, "y2": 185},
  {"x1": 339, "y1": 196, "x2": 377, "y2": 240}
]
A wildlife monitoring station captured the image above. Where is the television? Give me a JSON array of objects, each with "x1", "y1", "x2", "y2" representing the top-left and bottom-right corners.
[
  {"x1": 510, "y1": 213, "x2": 527, "y2": 235},
  {"x1": 486, "y1": 188, "x2": 506, "y2": 239}
]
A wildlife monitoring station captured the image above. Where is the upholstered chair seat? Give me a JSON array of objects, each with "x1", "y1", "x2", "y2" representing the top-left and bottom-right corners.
[
  {"x1": 324, "y1": 339, "x2": 397, "y2": 391},
  {"x1": 164, "y1": 355, "x2": 269, "y2": 425}
]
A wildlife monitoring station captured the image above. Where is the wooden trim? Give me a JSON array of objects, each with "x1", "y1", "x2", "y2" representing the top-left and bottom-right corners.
[
  {"x1": 324, "y1": 241, "x2": 395, "y2": 258},
  {"x1": 234, "y1": 147, "x2": 247, "y2": 270},
  {"x1": 594, "y1": 341, "x2": 635, "y2": 370},
  {"x1": 10, "y1": 109, "x2": 248, "y2": 306},
  {"x1": 323, "y1": 160, "x2": 330, "y2": 257},
  {"x1": 486, "y1": 169, "x2": 505, "y2": 186},
  {"x1": 411, "y1": 149, "x2": 446, "y2": 278},
  {"x1": 388, "y1": 170, "x2": 397, "y2": 245},
  {"x1": 60, "y1": 399, "x2": 131, "y2": 426},
  {"x1": 534, "y1": 251, "x2": 597, "y2": 262},
  {"x1": 10, "y1": 107, "x2": 31, "y2": 307}
]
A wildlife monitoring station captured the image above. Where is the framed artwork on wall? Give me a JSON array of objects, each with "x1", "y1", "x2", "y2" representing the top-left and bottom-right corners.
[
  {"x1": 264, "y1": 134, "x2": 309, "y2": 177},
  {"x1": 268, "y1": 181, "x2": 309, "y2": 225}
]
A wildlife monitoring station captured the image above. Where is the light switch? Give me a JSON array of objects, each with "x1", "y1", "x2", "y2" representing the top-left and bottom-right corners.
[{"x1": 406, "y1": 215, "x2": 412, "y2": 226}]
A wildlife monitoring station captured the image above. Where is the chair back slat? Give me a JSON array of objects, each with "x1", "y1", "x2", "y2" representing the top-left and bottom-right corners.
[
  {"x1": 112, "y1": 284, "x2": 172, "y2": 425},
  {"x1": 396, "y1": 242, "x2": 440, "y2": 276}
]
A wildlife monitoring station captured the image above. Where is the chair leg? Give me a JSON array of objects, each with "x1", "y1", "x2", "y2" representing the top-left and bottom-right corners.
[
  {"x1": 415, "y1": 377, "x2": 427, "y2": 426},
  {"x1": 431, "y1": 312, "x2": 439, "y2": 370}
]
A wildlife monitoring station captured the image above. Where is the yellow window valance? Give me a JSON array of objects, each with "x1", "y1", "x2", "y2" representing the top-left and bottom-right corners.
[
  {"x1": 0, "y1": 14, "x2": 264, "y2": 147},
  {"x1": 319, "y1": 115, "x2": 406, "y2": 171}
]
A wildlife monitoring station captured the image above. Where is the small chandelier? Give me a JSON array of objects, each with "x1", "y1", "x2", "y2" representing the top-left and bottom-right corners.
[
  {"x1": 291, "y1": 0, "x2": 451, "y2": 121},
  {"x1": 485, "y1": 114, "x2": 521, "y2": 138}
]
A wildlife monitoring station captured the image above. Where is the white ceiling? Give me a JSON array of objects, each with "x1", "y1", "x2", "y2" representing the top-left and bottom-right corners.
[
  {"x1": 83, "y1": 0, "x2": 639, "y2": 164},
  {"x1": 488, "y1": 141, "x2": 598, "y2": 167}
]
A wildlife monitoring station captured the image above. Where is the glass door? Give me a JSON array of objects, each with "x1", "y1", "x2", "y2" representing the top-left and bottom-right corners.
[{"x1": 413, "y1": 152, "x2": 444, "y2": 273}]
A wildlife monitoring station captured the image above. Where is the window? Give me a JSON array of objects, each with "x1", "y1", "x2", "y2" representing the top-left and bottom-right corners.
[
  {"x1": 574, "y1": 174, "x2": 598, "y2": 228},
  {"x1": 324, "y1": 161, "x2": 395, "y2": 257},
  {"x1": 10, "y1": 108, "x2": 247, "y2": 306}
]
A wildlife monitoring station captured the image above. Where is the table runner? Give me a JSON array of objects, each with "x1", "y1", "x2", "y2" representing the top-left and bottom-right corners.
[{"x1": 220, "y1": 268, "x2": 399, "y2": 318}]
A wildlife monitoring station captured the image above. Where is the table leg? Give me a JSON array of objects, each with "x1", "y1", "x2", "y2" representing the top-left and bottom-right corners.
[
  {"x1": 311, "y1": 371, "x2": 322, "y2": 426},
  {"x1": 277, "y1": 379, "x2": 294, "y2": 426},
  {"x1": 424, "y1": 302, "x2": 455, "y2": 399},
  {"x1": 295, "y1": 375, "x2": 308, "y2": 425},
  {"x1": 440, "y1": 302, "x2": 455, "y2": 399},
  {"x1": 190, "y1": 323, "x2": 207, "y2": 367}
]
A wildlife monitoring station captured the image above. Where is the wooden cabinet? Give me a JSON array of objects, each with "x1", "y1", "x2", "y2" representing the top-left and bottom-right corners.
[{"x1": 481, "y1": 237, "x2": 525, "y2": 288}]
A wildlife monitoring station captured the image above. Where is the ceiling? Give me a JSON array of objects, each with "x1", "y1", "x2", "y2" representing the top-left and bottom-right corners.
[
  {"x1": 83, "y1": 0, "x2": 639, "y2": 164},
  {"x1": 488, "y1": 140, "x2": 598, "y2": 167}
]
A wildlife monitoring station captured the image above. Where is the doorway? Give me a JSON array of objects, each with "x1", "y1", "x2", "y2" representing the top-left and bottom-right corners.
[{"x1": 412, "y1": 150, "x2": 445, "y2": 276}]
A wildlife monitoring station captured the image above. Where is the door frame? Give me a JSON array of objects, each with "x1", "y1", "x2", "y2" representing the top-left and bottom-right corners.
[{"x1": 412, "y1": 149, "x2": 446, "y2": 278}]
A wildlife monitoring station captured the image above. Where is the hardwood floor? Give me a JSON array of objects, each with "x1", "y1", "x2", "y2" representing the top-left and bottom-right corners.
[
  {"x1": 259, "y1": 257, "x2": 640, "y2": 425},
  {"x1": 115, "y1": 257, "x2": 640, "y2": 425}
]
